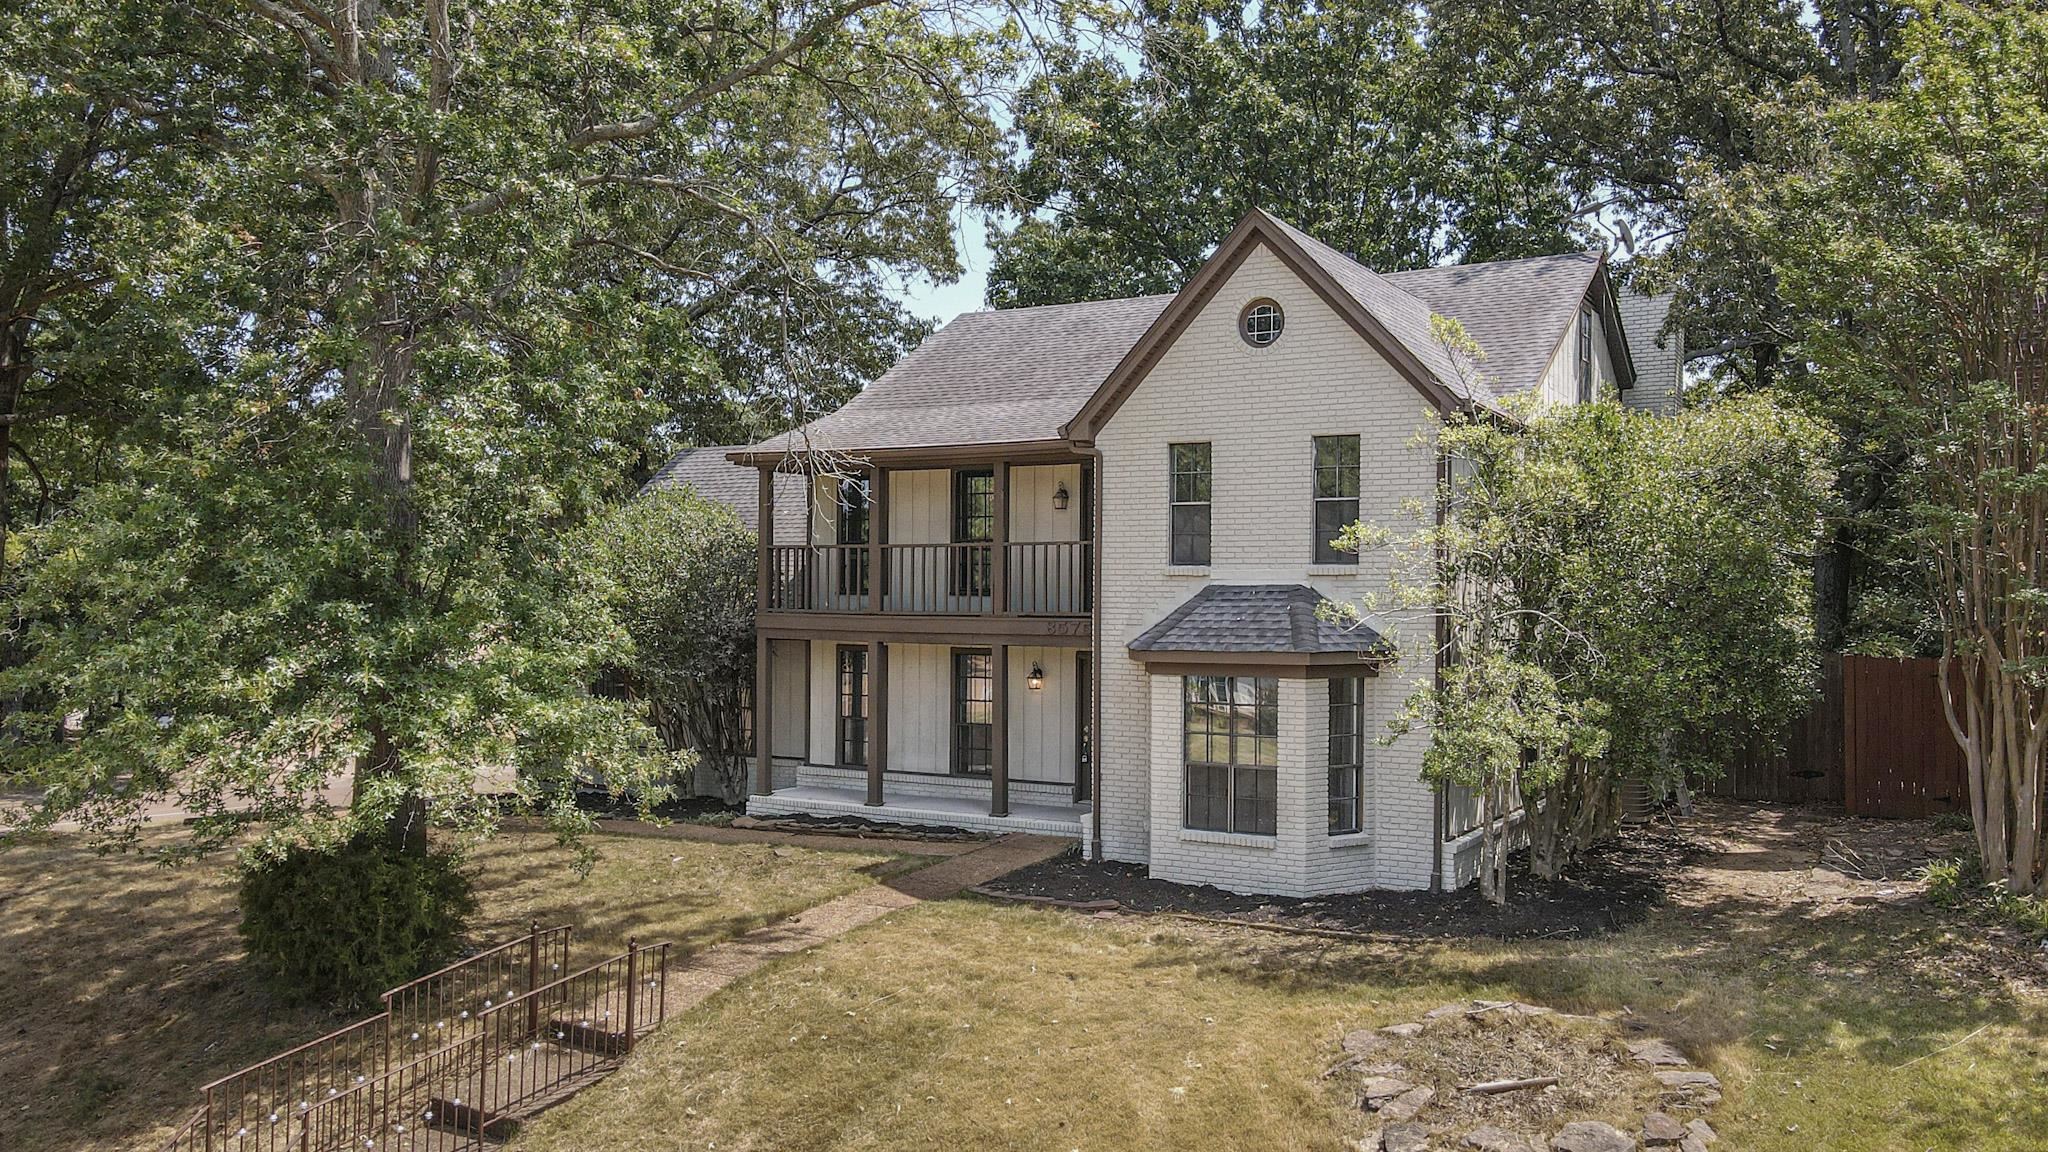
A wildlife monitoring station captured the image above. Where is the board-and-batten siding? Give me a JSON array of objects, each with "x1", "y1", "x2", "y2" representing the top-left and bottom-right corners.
[
  {"x1": 808, "y1": 464, "x2": 1085, "y2": 547},
  {"x1": 800, "y1": 641, "x2": 1079, "y2": 786},
  {"x1": 1090, "y1": 240, "x2": 1440, "y2": 894}
]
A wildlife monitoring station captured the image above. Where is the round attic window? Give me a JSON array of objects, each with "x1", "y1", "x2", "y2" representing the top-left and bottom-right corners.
[{"x1": 1239, "y1": 299, "x2": 1284, "y2": 347}]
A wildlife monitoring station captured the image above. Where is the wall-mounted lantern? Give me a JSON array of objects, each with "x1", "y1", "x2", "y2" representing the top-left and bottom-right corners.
[
  {"x1": 1026, "y1": 662, "x2": 1045, "y2": 690},
  {"x1": 1052, "y1": 482, "x2": 1070, "y2": 511}
]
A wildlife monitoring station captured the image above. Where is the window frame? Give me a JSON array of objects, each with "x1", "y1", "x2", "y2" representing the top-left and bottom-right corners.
[
  {"x1": 836, "y1": 477, "x2": 870, "y2": 597},
  {"x1": 1311, "y1": 435, "x2": 1361, "y2": 565},
  {"x1": 1182, "y1": 675, "x2": 1279, "y2": 836},
  {"x1": 1576, "y1": 305, "x2": 1596, "y2": 402},
  {"x1": 951, "y1": 468, "x2": 994, "y2": 597},
  {"x1": 1328, "y1": 676, "x2": 1364, "y2": 835},
  {"x1": 835, "y1": 644, "x2": 868, "y2": 768},
  {"x1": 951, "y1": 648, "x2": 994, "y2": 776},
  {"x1": 1238, "y1": 298, "x2": 1285, "y2": 347},
  {"x1": 1168, "y1": 442, "x2": 1212, "y2": 566}
]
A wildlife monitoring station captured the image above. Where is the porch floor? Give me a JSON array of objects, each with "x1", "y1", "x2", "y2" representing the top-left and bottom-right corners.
[{"x1": 747, "y1": 784, "x2": 1088, "y2": 838}]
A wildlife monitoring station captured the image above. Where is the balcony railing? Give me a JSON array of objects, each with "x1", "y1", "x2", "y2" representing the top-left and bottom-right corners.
[{"x1": 765, "y1": 541, "x2": 1091, "y2": 616}]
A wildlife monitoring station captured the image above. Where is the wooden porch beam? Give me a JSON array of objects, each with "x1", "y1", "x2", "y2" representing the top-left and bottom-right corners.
[
  {"x1": 753, "y1": 466, "x2": 774, "y2": 797},
  {"x1": 991, "y1": 460, "x2": 1009, "y2": 617},
  {"x1": 991, "y1": 641, "x2": 1009, "y2": 818},
  {"x1": 868, "y1": 465, "x2": 887, "y2": 614},
  {"x1": 866, "y1": 640, "x2": 887, "y2": 806}
]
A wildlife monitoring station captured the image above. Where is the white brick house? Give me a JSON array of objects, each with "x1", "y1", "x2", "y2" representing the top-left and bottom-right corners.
[{"x1": 706, "y1": 209, "x2": 1677, "y2": 896}]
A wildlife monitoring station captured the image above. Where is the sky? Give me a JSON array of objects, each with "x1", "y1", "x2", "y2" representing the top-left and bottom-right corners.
[{"x1": 891, "y1": 201, "x2": 998, "y2": 327}]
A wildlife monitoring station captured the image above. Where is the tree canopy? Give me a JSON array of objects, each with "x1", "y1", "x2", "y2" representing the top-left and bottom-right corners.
[
  {"x1": 1342, "y1": 392, "x2": 1831, "y2": 900},
  {"x1": 1730, "y1": 5, "x2": 2048, "y2": 894},
  {"x1": 0, "y1": 0, "x2": 1057, "y2": 855}
]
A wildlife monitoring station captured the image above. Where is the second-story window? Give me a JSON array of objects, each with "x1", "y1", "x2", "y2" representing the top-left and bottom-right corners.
[
  {"x1": 837, "y1": 477, "x2": 870, "y2": 597},
  {"x1": 1577, "y1": 306, "x2": 1595, "y2": 402},
  {"x1": 1169, "y1": 442, "x2": 1211, "y2": 566},
  {"x1": 1312, "y1": 435, "x2": 1360, "y2": 565},
  {"x1": 952, "y1": 468, "x2": 994, "y2": 598}
]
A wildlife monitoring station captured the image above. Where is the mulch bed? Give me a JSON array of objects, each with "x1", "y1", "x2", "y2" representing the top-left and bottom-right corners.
[{"x1": 981, "y1": 820, "x2": 1705, "y2": 941}]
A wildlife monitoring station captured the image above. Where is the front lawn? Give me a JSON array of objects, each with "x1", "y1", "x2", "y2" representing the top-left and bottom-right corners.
[
  {"x1": 515, "y1": 807, "x2": 2048, "y2": 1152},
  {"x1": 0, "y1": 826, "x2": 920, "y2": 1152}
]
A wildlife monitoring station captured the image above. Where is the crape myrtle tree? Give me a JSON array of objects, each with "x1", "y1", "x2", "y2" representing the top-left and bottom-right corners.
[
  {"x1": 1336, "y1": 344, "x2": 1829, "y2": 901},
  {"x1": 1734, "y1": 6, "x2": 2048, "y2": 895},
  {"x1": 587, "y1": 486, "x2": 756, "y2": 803},
  {"x1": 0, "y1": 0, "x2": 1064, "y2": 876}
]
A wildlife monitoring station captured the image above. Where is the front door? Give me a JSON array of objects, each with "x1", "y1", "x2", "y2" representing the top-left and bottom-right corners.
[{"x1": 952, "y1": 649, "x2": 993, "y2": 775}]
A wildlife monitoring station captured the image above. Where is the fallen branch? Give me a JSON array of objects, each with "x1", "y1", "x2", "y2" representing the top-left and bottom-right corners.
[
  {"x1": 1890, "y1": 1024, "x2": 1991, "y2": 1071},
  {"x1": 1460, "y1": 1076, "x2": 1559, "y2": 1095}
]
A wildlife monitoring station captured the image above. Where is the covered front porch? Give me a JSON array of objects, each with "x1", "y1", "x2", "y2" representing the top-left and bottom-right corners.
[{"x1": 747, "y1": 635, "x2": 1093, "y2": 837}]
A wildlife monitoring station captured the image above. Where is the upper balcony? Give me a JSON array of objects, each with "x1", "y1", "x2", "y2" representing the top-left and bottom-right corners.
[
  {"x1": 765, "y1": 540, "x2": 1092, "y2": 616},
  {"x1": 748, "y1": 455, "x2": 1094, "y2": 636}
]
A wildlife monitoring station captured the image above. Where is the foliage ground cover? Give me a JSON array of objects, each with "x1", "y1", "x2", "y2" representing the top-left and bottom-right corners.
[
  {"x1": 513, "y1": 805, "x2": 2048, "y2": 1152},
  {"x1": 0, "y1": 827, "x2": 917, "y2": 1152}
]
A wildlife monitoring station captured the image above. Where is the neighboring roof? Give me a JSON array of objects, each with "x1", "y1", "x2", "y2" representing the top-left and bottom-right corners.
[
  {"x1": 641, "y1": 445, "x2": 804, "y2": 545},
  {"x1": 1128, "y1": 585, "x2": 1388, "y2": 660},
  {"x1": 1617, "y1": 291, "x2": 1683, "y2": 415},
  {"x1": 1383, "y1": 251, "x2": 1610, "y2": 398},
  {"x1": 733, "y1": 293, "x2": 1171, "y2": 460}
]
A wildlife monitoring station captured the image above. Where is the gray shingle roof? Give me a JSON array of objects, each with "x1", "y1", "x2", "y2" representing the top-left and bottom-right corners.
[
  {"x1": 738, "y1": 293, "x2": 1172, "y2": 457},
  {"x1": 641, "y1": 446, "x2": 804, "y2": 545},
  {"x1": 1383, "y1": 251, "x2": 1606, "y2": 399},
  {"x1": 1261, "y1": 215, "x2": 1479, "y2": 403},
  {"x1": 1128, "y1": 585, "x2": 1388, "y2": 657},
  {"x1": 736, "y1": 211, "x2": 1611, "y2": 460}
]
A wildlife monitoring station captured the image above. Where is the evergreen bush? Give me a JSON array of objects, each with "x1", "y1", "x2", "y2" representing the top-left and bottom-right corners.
[{"x1": 238, "y1": 837, "x2": 475, "y2": 1009}]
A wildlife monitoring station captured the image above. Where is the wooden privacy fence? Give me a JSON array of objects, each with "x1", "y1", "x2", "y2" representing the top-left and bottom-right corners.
[
  {"x1": 1700, "y1": 654, "x2": 1970, "y2": 819},
  {"x1": 1841, "y1": 655, "x2": 1969, "y2": 818}
]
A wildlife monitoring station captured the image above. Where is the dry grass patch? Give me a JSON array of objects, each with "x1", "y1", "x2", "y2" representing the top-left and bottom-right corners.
[
  {"x1": 0, "y1": 826, "x2": 916, "y2": 1152},
  {"x1": 515, "y1": 889, "x2": 2048, "y2": 1152}
]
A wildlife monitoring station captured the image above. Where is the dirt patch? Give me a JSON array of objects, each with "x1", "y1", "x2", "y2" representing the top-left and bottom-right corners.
[
  {"x1": 1363, "y1": 1012, "x2": 1665, "y2": 1135},
  {"x1": 985, "y1": 822, "x2": 1702, "y2": 940}
]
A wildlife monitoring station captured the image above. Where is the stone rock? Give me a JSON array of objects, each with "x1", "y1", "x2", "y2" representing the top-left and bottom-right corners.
[
  {"x1": 1345, "y1": 1029, "x2": 1390, "y2": 1055},
  {"x1": 1463, "y1": 1125, "x2": 1540, "y2": 1152},
  {"x1": 1626, "y1": 1039, "x2": 1690, "y2": 1067},
  {"x1": 1677, "y1": 1138, "x2": 1708, "y2": 1152},
  {"x1": 1640, "y1": 1112, "x2": 1685, "y2": 1145},
  {"x1": 1383, "y1": 1123, "x2": 1432, "y2": 1152},
  {"x1": 1377, "y1": 1086, "x2": 1437, "y2": 1123},
  {"x1": 1381, "y1": 1022, "x2": 1428, "y2": 1038},
  {"x1": 1684, "y1": 1120, "x2": 1717, "y2": 1146},
  {"x1": 1361, "y1": 1077, "x2": 1417, "y2": 1108},
  {"x1": 1549, "y1": 1121, "x2": 1637, "y2": 1152},
  {"x1": 1652, "y1": 1070, "x2": 1722, "y2": 1093}
]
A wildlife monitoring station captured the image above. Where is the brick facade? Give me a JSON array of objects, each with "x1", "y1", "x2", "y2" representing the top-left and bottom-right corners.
[{"x1": 1093, "y1": 241, "x2": 1443, "y2": 894}]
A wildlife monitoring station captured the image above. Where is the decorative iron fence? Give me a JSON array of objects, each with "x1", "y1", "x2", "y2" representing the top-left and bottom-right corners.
[{"x1": 158, "y1": 922, "x2": 576, "y2": 1152}]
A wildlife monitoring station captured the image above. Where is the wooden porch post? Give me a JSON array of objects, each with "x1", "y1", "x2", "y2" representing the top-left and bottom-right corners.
[
  {"x1": 753, "y1": 467, "x2": 773, "y2": 797},
  {"x1": 991, "y1": 641, "x2": 1009, "y2": 817},
  {"x1": 991, "y1": 460, "x2": 1009, "y2": 616},
  {"x1": 867, "y1": 640, "x2": 887, "y2": 806},
  {"x1": 869, "y1": 465, "x2": 887, "y2": 614}
]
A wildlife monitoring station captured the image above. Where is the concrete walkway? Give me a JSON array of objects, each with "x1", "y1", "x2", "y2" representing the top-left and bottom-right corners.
[{"x1": 660, "y1": 832, "x2": 1072, "y2": 1016}]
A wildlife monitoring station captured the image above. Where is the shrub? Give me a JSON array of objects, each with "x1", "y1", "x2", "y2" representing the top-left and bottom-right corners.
[
  {"x1": 238, "y1": 837, "x2": 475, "y2": 1010},
  {"x1": 1921, "y1": 855, "x2": 1978, "y2": 906},
  {"x1": 1919, "y1": 852, "x2": 2048, "y2": 939}
]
